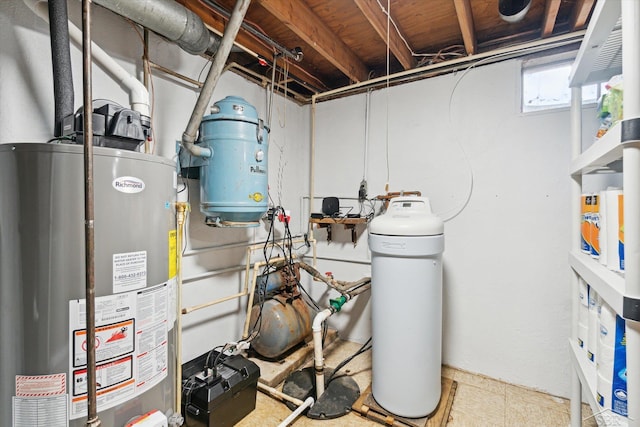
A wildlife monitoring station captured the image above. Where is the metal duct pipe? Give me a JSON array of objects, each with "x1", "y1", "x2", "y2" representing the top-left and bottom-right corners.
[
  {"x1": 48, "y1": 0, "x2": 74, "y2": 136},
  {"x1": 93, "y1": 0, "x2": 217, "y2": 55},
  {"x1": 181, "y1": 0, "x2": 251, "y2": 158}
]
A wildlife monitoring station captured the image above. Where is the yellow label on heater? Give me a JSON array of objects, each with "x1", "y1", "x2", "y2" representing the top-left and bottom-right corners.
[{"x1": 168, "y1": 229, "x2": 177, "y2": 279}]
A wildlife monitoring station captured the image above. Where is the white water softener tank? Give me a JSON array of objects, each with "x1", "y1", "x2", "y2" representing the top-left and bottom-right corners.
[{"x1": 368, "y1": 196, "x2": 444, "y2": 418}]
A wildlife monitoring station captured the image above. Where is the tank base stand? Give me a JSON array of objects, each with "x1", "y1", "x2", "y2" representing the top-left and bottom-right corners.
[{"x1": 282, "y1": 367, "x2": 360, "y2": 419}]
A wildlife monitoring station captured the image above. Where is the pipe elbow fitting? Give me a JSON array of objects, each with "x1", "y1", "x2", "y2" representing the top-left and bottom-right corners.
[
  {"x1": 312, "y1": 308, "x2": 333, "y2": 332},
  {"x1": 181, "y1": 139, "x2": 212, "y2": 159}
]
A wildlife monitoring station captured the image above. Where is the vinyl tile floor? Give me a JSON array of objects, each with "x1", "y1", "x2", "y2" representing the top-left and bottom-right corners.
[{"x1": 237, "y1": 340, "x2": 600, "y2": 427}]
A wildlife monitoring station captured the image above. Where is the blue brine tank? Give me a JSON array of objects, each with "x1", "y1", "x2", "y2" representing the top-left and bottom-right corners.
[{"x1": 199, "y1": 96, "x2": 269, "y2": 226}]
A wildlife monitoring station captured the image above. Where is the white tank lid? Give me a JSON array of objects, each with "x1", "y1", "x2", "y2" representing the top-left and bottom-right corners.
[{"x1": 369, "y1": 196, "x2": 443, "y2": 236}]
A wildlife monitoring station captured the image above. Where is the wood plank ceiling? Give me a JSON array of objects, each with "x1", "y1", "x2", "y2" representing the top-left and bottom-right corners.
[{"x1": 178, "y1": 0, "x2": 596, "y2": 99}]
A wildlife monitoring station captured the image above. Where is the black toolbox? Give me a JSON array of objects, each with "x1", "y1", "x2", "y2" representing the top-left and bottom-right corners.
[{"x1": 181, "y1": 350, "x2": 260, "y2": 427}]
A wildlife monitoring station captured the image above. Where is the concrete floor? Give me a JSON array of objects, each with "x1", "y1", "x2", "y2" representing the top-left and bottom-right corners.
[{"x1": 236, "y1": 340, "x2": 599, "y2": 427}]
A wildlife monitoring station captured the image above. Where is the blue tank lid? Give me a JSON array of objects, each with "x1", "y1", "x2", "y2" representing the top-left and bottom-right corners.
[{"x1": 203, "y1": 96, "x2": 267, "y2": 129}]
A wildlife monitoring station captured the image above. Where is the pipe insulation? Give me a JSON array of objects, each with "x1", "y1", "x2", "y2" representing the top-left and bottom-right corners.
[
  {"x1": 47, "y1": 0, "x2": 74, "y2": 137},
  {"x1": 23, "y1": 0, "x2": 150, "y2": 116},
  {"x1": 181, "y1": 0, "x2": 251, "y2": 158},
  {"x1": 92, "y1": 0, "x2": 217, "y2": 55}
]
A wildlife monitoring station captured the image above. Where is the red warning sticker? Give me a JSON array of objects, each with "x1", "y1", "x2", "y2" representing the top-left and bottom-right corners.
[{"x1": 15, "y1": 373, "x2": 66, "y2": 397}]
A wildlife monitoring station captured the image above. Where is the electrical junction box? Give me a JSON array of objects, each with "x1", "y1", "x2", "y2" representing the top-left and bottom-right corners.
[{"x1": 181, "y1": 351, "x2": 260, "y2": 427}]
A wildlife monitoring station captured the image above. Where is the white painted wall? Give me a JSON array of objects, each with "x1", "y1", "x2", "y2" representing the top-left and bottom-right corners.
[
  {"x1": 0, "y1": 0, "x2": 310, "y2": 364},
  {"x1": 311, "y1": 60, "x2": 598, "y2": 399}
]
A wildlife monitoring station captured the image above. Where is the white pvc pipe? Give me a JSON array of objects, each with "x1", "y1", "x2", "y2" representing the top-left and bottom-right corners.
[
  {"x1": 277, "y1": 396, "x2": 314, "y2": 427},
  {"x1": 24, "y1": 0, "x2": 150, "y2": 116},
  {"x1": 256, "y1": 382, "x2": 304, "y2": 407},
  {"x1": 312, "y1": 308, "x2": 333, "y2": 399}
]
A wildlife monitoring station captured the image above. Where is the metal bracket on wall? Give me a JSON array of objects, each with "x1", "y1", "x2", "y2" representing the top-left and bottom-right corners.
[{"x1": 623, "y1": 296, "x2": 640, "y2": 322}]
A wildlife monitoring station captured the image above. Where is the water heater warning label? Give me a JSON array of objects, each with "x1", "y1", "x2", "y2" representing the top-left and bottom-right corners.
[
  {"x1": 68, "y1": 282, "x2": 169, "y2": 420},
  {"x1": 113, "y1": 251, "x2": 147, "y2": 293},
  {"x1": 72, "y1": 319, "x2": 135, "y2": 367}
]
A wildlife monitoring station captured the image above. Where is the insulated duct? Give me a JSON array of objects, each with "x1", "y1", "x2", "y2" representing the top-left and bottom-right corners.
[
  {"x1": 47, "y1": 0, "x2": 74, "y2": 136},
  {"x1": 92, "y1": 0, "x2": 218, "y2": 55}
]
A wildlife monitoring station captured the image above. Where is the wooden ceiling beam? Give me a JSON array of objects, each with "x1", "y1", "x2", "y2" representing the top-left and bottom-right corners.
[
  {"x1": 179, "y1": 0, "x2": 328, "y2": 91},
  {"x1": 257, "y1": 0, "x2": 369, "y2": 83},
  {"x1": 453, "y1": 0, "x2": 477, "y2": 55},
  {"x1": 352, "y1": 0, "x2": 415, "y2": 70},
  {"x1": 570, "y1": 0, "x2": 596, "y2": 31},
  {"x1": 541, "y1": 0, "x2": 561, "y2": 37}
]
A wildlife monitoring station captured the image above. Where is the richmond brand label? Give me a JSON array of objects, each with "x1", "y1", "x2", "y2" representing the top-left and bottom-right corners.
[{"x1": 112, "y1": 176, "x2": 145, "y2": 194}]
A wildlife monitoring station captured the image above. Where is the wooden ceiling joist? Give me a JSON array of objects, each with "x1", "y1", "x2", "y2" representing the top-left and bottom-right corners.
[
  {"x1": 453, "y1": 0, "x2": 477, "y2": 56},
  {"x1": 352, "y1": 0, "x2": 416, "y2": 70},
  {"x1": 541, "y1": 0, "x2": 561, "y2": 37},
  {"x1": 570, "y1": 0, "x2": 596, "y2": 31},
  {"x1": 180, "y1": 0, "x2": 327, "y2": 92},
  {"x1": 257, "y1": 0, "x2": 369, "y2": 83}
]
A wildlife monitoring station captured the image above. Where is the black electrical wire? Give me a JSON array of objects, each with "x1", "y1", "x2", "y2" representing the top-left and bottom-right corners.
[
  {"x1": 204, "y1": 345, "x2": 225, "y2": 369},
  {"x1": 181, "y1": 376, "x2": 198, "y2": 411},
  {"x1": 327, "y1": 337, "x2": 372, "y2": 384},
  {"x1": 212, "y1": 343, "x2": 231, "y2": 369}
]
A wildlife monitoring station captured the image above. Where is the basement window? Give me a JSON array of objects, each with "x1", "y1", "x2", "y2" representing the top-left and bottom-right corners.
[{"x1": 522, "y1": 61, "x2": 601, "y2": 113}]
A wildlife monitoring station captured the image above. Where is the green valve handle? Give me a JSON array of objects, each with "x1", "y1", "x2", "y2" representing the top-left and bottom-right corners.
[{"x1": 330, "y1": 295, "x2": 347, "y2": 312}]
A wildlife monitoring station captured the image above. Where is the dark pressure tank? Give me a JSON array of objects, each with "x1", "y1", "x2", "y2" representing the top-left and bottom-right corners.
[{"x1": 249, "y1": 296, "x2": 313, "y2": 359}]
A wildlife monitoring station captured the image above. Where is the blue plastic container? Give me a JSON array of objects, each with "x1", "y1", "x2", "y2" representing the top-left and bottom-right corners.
[{"x1": 199, "y1": 96, "x2": 269, "y2": 226}]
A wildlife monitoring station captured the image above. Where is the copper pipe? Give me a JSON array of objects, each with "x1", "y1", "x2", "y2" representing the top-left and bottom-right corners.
[
  {"x1": 148, "y1": 61, "x2": 203, "y2": 88},
  {"x1": 82, "y1": 0, "x2": 99, "y2": 425}
]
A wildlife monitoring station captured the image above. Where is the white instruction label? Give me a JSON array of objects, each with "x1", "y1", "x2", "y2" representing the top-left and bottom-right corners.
[
  {"x1": 113, "y1": 251, "x2": 147, "y2": 293},
  {"x1": 13, "y1": 395, "x2": 68, "y2": 427},
  {"x1": 135, "y1": 284, "x2": 169, "y2": 393},
  {"x1": 13, "y1": 374, "x2": 68, "y2": 427},
  {"x1": 167, "y1": 276, "x2": 177, "y2": 330}
]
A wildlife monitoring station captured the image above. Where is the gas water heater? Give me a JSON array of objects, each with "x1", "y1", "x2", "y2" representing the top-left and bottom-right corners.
[
  {"x1": 198, "y1": 96, "x2": 269, "y2": 227},
  {"x1": 368, "y1": 196, "x2": 444, "y2": 418},
  {"x1": 0, "y1": 143, "x2": 178, "y2": 426}
]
